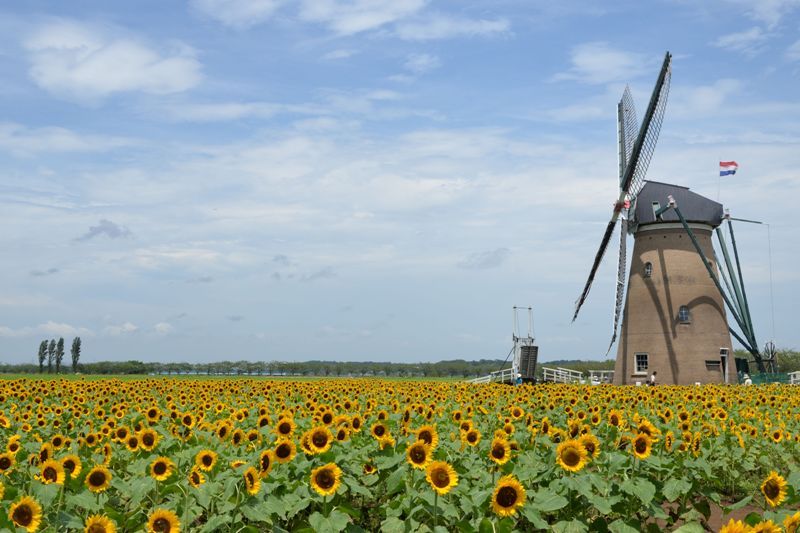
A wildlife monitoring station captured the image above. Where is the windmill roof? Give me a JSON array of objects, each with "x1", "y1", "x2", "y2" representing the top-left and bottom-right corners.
[{"x1": 633, "y1": 180, "x2": 723, "y2": 228}]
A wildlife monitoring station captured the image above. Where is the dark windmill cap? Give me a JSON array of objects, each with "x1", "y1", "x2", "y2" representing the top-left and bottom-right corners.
[{"x1": 633, "y1": 180, "x2": 724, "y2": 228}]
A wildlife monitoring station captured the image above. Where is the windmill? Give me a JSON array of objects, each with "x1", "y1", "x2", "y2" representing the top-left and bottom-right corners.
[{"x1": 572, "y1": 51, "x2": 772, "y2": 385}]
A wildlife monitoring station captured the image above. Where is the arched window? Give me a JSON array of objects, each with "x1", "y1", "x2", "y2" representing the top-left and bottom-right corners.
[
  {"x1": 678, "y1": 305, "x2": 691, "y2": 323},
  {"x1": 644, "y1": 262, "x2": 653, "y2": 277}
]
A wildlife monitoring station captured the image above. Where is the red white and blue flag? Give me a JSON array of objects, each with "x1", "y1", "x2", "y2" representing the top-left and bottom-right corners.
[{"x1": 720, "y1": 161, "x2": 738, "y2": 176}]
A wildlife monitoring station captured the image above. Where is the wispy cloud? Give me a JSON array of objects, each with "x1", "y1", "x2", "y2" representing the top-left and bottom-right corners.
[
  {"x1": 723, "y1": 0, "x2": 800, "y2": 28},
  {"x1": 404, "y1": 53, "x2": 440, "y2": 74},
  {"x1": 0, "y1": 122, "x2": 134, "y2": 156},
  {"x1": 787, "y1": 39, "x2": 800, "y2": 61},
  {"x1": 0, "y1": 321, "x2": 93, "y2": 338},
  {"x1": 712, "y1": 27, "x2": 767, "y2": 56},
  {"x1": 191, "y1": 0, "x2": 284, "y2": 28},
  {"x1": 394, "y1": 14, "x2": 509, "y2": 41},
  {"x1": 30, "y1": 268, "x2": 59, "y2": 277},
  {"x1": 458, "y1": 248, "x2": 510, "y2": 270},
  {"x1": 323, "y1": 48, "x2": 358, "y2": 60},
  {"x1": 298, "y1": 0, "x2": 426, "y2": 35},
  {"x1": 154, "y1": 322, "x2": 173, "y2": 335},
  {"x1": 75, "y1": 219, "x2": 132, "y2": 242},
  {"x1": 552, "y1": 42, "x2": 651, "y2": 85},
  {"x1": 104, "y1": 322, "x2": 138, "y2": 335},
  {"x1": 24, "y1": 19, "x2": 202, "y2": 101},
  {"x1": 300, "y1": 266, "x2": 336, "y2": 282}
]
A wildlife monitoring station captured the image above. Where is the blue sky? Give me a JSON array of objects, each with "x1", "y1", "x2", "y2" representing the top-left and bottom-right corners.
[{"x1": 1, "y1": 0, "x2": 798, "y2": 365}]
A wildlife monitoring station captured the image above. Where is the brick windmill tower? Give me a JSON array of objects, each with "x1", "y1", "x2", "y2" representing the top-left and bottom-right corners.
[{"x1": 571, "y1": 52, "x2": 769, "y2": 385}]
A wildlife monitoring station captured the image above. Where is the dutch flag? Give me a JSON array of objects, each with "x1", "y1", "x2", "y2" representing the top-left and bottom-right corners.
[{"x1": 720, "y1": 161, "x2": 738, "y2": 176}]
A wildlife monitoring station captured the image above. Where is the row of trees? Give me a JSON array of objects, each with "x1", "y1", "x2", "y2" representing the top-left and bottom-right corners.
[{"x1": 36, "y1": 337, "x2": 81, "y2": 373}]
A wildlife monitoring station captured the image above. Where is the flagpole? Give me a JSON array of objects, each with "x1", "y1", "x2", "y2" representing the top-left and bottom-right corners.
[{"x1": 717, "y1": 157, "x2": 721, "y2": 202}]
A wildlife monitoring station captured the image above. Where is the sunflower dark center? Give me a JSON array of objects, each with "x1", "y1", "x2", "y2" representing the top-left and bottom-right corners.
[
  {"x1": 562, "y1": 448, "x2": 581, "y2": 467},
  {"x1": 419, "y1": 431, "x2": 432, "y2": 444},
  {"x1": 43, "y1": 466, "x2": 58, "y2": 481},
  {"x1": 12, "y1": 504, "x2": 33, "y2": 525},
  {"x1": 467, "y1": 432, "x2": 478, "y2": 443},
  {"x1": 191, "y1": 472, "x2": 201, "y2": 484},
  {"x1": 202, "y1": 455, "x2": 213, "y2": 466},
  {"x1": 312, "y1": 432, "x2": 329, "y2": 447},
  {"x1": 89, "y1": 469, "x2": 107, "y2": 485},
  {"x1": 87, "y1": 523, "x2": 107, "y2": 533},
  {"x1": 143, "y1": 434, "x2": 155, "y2": 446},
  {"x1": 279, "y1": 423, "x2": 290, "y2": 434},
  {"x1": 635, "y1": 439, "x2": 648, "y2": 454},
  {"x1": 315, "y1": 469, "x2": 335, "y2": 489},
  {"x1": 374, "y1": 425, "x2": 385, "y2": 437},
  {"x1": 491, "y1": 445, "x2": 506, "y2": 459},
  {"x1": 247, "y1": 472, "x2": 255, "y2": 484},
  {"x1": 496, "y1": 486, "x2": 518, "y2": 508},
  {"x1": 63, "y1": 460, "x2": 75, "y2": 472},
  {"x1": 764, "y1": 480, "x2": 780, "y2": 500},
  {"x1": 261, "y1": 456, "x2": 271, "y2": 470},
  {"x1": 154, "y1": 462, "x2": 167, "y2": 475},
  {"x1": 153, "y1": 517, "x2": 171, "y2": 532},
  {"x1": 410, "y1": 446, "x2": 426, "y2": 464},
  {"x1": 432, "y1": 468, "x2": 450, "y2": 487},
  {"x1": 0, "y1": 457, "x2": 11, "y2": 469},
  {"x1": 584, "y1": 442, "x2": 595, "y2": 455},
  {"x1": 322, "y1": 413, "x2": 333, "y2": 424},
  {"x1": 276, "y1": 444, "x2": 290, "y2": 458}
]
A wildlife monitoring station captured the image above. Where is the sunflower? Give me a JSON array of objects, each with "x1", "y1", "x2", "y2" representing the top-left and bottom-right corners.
[
  {"x1": 125, "y1": 435, "x2": 140, "y2": 452},
  {"x1": 258, "y1": 450, "x2": 274, "y2": 476},
  {"x1": 718, "y1": 518, "x2": 750, "y2": 533},
  {"x1": 377, "y1": 434, "x2": 396, "y2": 450},
  {"x1": 60, "y1": 454, "x2": 82, "y2": 479},
  {"x1": 274, "y1": 439, "x2": 297, "y2": 463},
  {"x1": 310, "y1": 462, "x2": 342, "y2": 496},
  {"x1": 370, "y1": 422, "x2": 389, "y2": 440},
  {"x1": 425, "y1": 461, "x2": 458, "y2": 495},
  {"x1": 363, "y1": 463, "x2": 377, "y2": 475},
  {"x1": 784, "y1": 512, "x2": 800, "y2": 533},
  {"x1": 84, "y1": 514, "x2": 117, "y2": 533},
  {"x1": 195, "y1": 450, "x2": 218, "y2": 472},
  {"x1": 491, "y1": 475, "x2": 526, "y2": 517},
  {"x1": 274, "y1": 418, "x2": 296, "y2": 438},
  {"x1": 150, "y1": 457, "x2": 175, "y2": 481},
  {"x1": 556, "y1": 439, "x2": 588, "y2": 473},
  {"x1": 139, "y1": 429, "x2": 159, "y2": 451},
  {"x1": 308, "y1": 426, "x2": 334, "y2": 454},
  {"x1": 147, "y1": 509, "x2": 180, "y2": 533},
  {"x1": 750, "y1": 520, "x2": 782, "y2": 533},
  {"x1": 244, "y1": 466, "x2": 261, "y2": 496},
  {"x1": 39, "y1": 459, "x2": 65, "y2": 485},
  {"x1": 0, "y1": 481, "x2": 4, "y2": 499},
  {"x1": 464, "y1": 428, "x2": 481, "y2": 447},
  {"x1": 415, "y1": 425, "x2": 439, "y2": 450},
  {"x1": 489, "y1": 437, "x2": 511, "y2": 466},
  {"x1": 9, "y1": 496, "x2": 43, "y2": 532},
  {"x1": 631, "y1": 433, "x2": 652, "y2": 460},
  {"x1": 578, "y1": 434, "x2": 600, "y2": 460},
  {"x1": 188, "y1": 467, "x2": 206, "y2": 488},
  {"x1": 761, "y1": 471, "x2": 788, "y2": 507},
  {"x1": 406, "y1": 441, "x2": 431, "y2": 470},
  {"x1": 0, "y1": 451, "x2": 16, "y2": 474},
  {"x1": 85, "y1": 465, "x2": 112, "y2": 493}
]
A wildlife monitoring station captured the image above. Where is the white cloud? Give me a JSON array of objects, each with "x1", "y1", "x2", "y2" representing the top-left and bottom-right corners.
[
  {"x1": 723, "y1": 0, "x2": 800, "y2": 27},
  {"x1": 24, "y1": 20, "x2": 202, "y2": 100},
  {"x1": 154, "y1": 322, "x2": 174, "y2": 335},
  {"x1": 404, "y1": 53, "x2": 440, "y2": 74},
  {"x1": 298, "y1": 0, "x2": 426, "y2": 35},
  {"x1": 191, "y1": 0, "x2": 283, "y2": 28},
  {"x1": 669, "y1": 79, "x2": 742, "y2": 118},
  {"x1": 0, "y1": 122, "x2": 133, "y2": 156},
  {"x1": 323, "y1": 49, "x2": 358, "y2": 60},
  {"x1": 712, "y1": 27, "x2": 767, "y2": 56},
  {"x1": 787, "y1": 40, "x2": 800, "y2": 61},
  {"x1": 394, "y1": 14, "x2": 509, "y2": 41},
  {"x1": 104, "y1": 322, "x2": 139, "y2": 335},
  {"x1": 552, "y1": 42, "x2": 651, "y2": 85},
  {"x1": 0, "y1": 321, "x2": 93, "y2": 338}
]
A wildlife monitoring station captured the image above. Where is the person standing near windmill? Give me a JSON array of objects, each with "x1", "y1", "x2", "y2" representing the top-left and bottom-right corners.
[{"x1": 648, "y1": 371, "x2": 657, "y2": 386}]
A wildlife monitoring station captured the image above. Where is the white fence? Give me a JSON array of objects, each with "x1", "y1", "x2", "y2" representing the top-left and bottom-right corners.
[
  {"x1": 789, "y1": 371, "x2": 800, "y2": 385},
  {"x1": 541, "y1": 366, "x2": 584, "y2": 384},
  {"x1": 467, "y1": 367, "x2": 516, "y2": 384}
]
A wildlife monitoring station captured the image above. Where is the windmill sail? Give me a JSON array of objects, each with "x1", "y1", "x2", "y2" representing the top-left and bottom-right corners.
[
  {"x1": 609, "y1": 219, "x2": 627, "y2": 352},
  {"x1": 572, "y1": 52, "x2": 672, "y2": 323}
]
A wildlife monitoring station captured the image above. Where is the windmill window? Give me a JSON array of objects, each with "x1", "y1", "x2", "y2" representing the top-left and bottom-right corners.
[
  {"x1": 634, "y1": 353, "x2": 648, "y2": 374},
  {"x1": 678, "y1": 305, "x2": 691, "y2": 323},
  {"x1": 644, "y1": 262, "x2": 653, "y2": 277}
]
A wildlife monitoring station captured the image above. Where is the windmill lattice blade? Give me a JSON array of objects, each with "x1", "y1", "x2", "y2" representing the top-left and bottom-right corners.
[
  {"x1": 572, "y1": 215, "x2": 619, "y2": 322},
  {"x1": 621, "y1": 52, "x2": 672, "y2": 200},
  {"x1": 620, "y1": 86, "x2": 638, "y2": 182},
  {"x1": 608, "y1": 218, "x2": 627, "y2": 353}
]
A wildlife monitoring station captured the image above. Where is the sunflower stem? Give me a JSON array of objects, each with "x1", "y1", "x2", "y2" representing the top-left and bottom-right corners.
[{"x1": 434, "y1": 491, "x2": 438, "y2": 529}]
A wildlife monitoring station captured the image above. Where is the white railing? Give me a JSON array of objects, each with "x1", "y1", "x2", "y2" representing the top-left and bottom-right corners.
[
  {"x1": 588, "y1": 370, "x2": 614, "y2": 385},
  {"x1": 467, "y1": 367, "x2": 515, "y2": 384},
  {"x1": 541, "y1": 366, "x2": 584, "y2": 384},
  {"x1": 789, "y1": 371, "x2": 800, "y2": 385}
]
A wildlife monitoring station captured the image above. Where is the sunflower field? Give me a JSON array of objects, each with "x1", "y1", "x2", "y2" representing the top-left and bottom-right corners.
[{"x1": 1, "y1": 378, "x2": 800, "y2": 533}]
